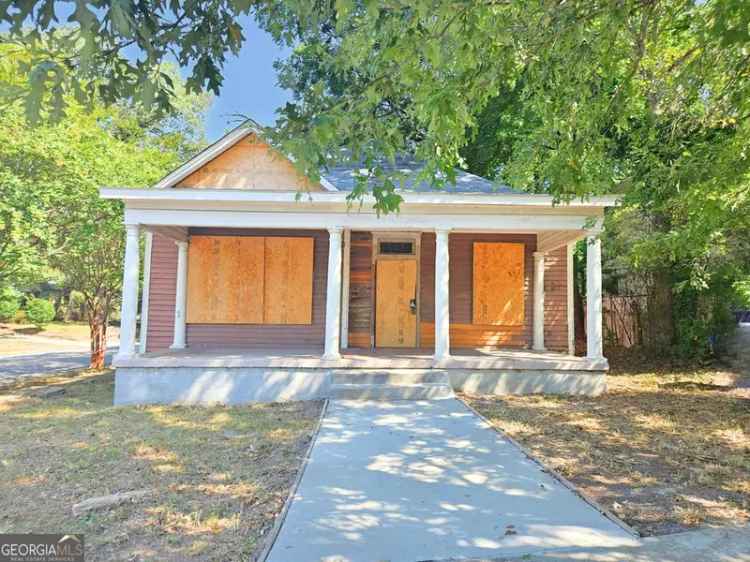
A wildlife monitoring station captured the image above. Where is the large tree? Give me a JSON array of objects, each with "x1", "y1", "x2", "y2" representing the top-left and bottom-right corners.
[
  {"x1": 264, "y1": 0, "x2": 750, "y2": 354},
  {"x1": 3, "y1": 1, "x2": 749, "y2": 204},
  {"x1": 0, "y1": 43, "x2": 210, "y2": 367},
  {"x1": 3, "y1": 0, "x2": 750, "y2": 355}
]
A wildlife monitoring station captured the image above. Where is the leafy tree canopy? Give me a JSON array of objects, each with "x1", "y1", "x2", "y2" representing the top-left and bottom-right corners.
[
  {"x1": 2, "y1": 0, "x2": 749, "y2": 356},
  {"x1": 3, "y1": 1, "x2": 750, "y2": 212},
  {"x1": 0, "y1": 41, "x2": 210, "y2": 366}
]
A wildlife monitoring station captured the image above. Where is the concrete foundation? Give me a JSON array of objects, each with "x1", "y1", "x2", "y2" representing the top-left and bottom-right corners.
[
  {"x1": 450, "y1": 369, "x2": 606, "y2": 396},
  {"x1": 114, "y1": 367, "x2": 330, "y2": 405},
  {"x1": 113, "y1": 366, "x2": 606, "y2": 405}
]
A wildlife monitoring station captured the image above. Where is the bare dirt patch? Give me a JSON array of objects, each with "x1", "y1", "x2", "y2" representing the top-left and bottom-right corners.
[
  {"x1": 0, "y1": 370, "x2": 322, "y2": 561},
  {"x1": 463, "y1": 361, "x2": 750, "y2": 536}
]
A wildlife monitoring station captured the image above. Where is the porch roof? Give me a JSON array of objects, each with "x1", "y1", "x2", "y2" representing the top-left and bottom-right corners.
[{"x1": 101, "y1": 187, "x2": 619, "y2": 208}]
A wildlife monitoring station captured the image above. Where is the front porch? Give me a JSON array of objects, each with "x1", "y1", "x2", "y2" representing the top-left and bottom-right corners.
[
  {"x1": 116, "y1": 346, "x2": 607, "y2": 371},
  {"x1": 113, "y1": 346, "x2": 608, "y2": 404},
  {"x1": 104, "y1": 188, "x2": 610, "y2": 403}
]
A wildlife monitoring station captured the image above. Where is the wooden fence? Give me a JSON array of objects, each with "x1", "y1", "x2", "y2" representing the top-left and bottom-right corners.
[{"x1": 602, "y1": 294, "x2": 647, "y2": 348}]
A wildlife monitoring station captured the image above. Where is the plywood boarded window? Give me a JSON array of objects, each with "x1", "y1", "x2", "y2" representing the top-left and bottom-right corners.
[
  {"x1": 186, "y1": 236, "x2": 313, "y2": 324},
  {"x1": 263, "y1": 237, "x2": 314, "y2": 324},
  {"x1": 472, "y1": 242, "x2": 525, "y2": 325}
]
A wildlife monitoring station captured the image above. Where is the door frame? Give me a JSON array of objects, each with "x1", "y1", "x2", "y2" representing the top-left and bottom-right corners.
[{"x1": 371, "y1": 232, "x2": 422, "y2": 348}]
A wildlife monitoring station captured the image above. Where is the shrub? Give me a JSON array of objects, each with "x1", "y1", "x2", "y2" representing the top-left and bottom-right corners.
[
  {"x1": 26, "y1": 298, "x2": 56, "y2": 328},
  {"x1": 65, "y1": 290, "x2": 86, "y2": 321},
  {"x1": 0, "y1": 288, "x2": 20, "y2": 322}
]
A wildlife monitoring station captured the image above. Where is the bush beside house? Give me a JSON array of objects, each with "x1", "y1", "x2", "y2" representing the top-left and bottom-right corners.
[
  {"x1": 0, "y1": 288, "x2": 21, "y2": 322},
  {"x1": 25, "y1": 298, "x2": 55, "y2": 328}
]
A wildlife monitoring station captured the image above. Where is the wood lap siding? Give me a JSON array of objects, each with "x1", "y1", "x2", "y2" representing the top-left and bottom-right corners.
[
  {"x1": 347, "y1": 232, "x2": 373, "y2": 348},
  {"x1": 543, "y1": 246, "x2": 569, "y2": 351},
  {"x1": 145, "y1": 229, "x2": 328, "y2": 351},
  {"x1": 419, "y1": 233, "x2": 568, "y2": 351},
  {"x1": 145, "y1": 234, "x2": 177, "y2": 352}
]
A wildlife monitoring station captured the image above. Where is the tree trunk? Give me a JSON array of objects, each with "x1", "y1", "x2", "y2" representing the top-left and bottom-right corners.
[
  {"x1": 647, "y1": 269, "x2": 674, "y2": 350},
  {"x1": 88, "y1": 305, "x2": 108, "y2": 370}
]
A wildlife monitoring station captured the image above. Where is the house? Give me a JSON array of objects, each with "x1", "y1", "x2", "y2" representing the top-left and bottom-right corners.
[{"x1": 101, "y1": 123, "x2": 616, "y2": 404}]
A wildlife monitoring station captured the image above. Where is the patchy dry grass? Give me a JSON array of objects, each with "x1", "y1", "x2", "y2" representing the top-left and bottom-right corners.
[
  {"x1": 0, "y1": 370, "x2": 322, "y2": 561},
  {"x1": 463, "y1": 361, "x2": 750, "y2": 536}
]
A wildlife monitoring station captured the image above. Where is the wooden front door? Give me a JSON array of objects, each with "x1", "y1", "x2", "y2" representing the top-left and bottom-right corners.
[{"x1": 375, "y1": 259, "x2": 418, "y2": 347}]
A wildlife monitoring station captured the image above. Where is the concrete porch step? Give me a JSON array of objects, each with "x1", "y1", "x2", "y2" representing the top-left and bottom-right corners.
[
  {"x1": 330, "y1": 382, "x2": 454, "y2": 400},
  {"x1": 330, "y1": 369, "x2": 454, "y2": 400},
  {"x1": 331, "y1": 369, "x2": 450, "y2": 385}
]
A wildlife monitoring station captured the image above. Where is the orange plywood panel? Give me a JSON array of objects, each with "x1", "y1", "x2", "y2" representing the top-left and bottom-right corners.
[
  {"x1": 472, "y1": 242, "x2": 525, "y2": 326},
  {"x1": 347, "y1": 331, "x2": 371, "y2": 349},
  {"x1": 186, "y1": 236, "x2": 265, "y2": 323},
  {"x1": 235, "y1": 237, "x2": 266, "y2": 322},
  {"x1": 375, "y1": 259, "x2": 417, "y2": 347},
  {"x1": 177, "y1": 135, "x2": 324, "y2": 191},
  {"x1": 420, "y1": 321, "x2": 526, "y2": 348},
  {"x1": 263, "y1": 237, "x2": 314, "y2": 324}
]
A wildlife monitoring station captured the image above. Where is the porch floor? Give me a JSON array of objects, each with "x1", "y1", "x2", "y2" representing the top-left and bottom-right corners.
[{"x1": 115, "y1": 346, "x2": 608, "y2": 371}]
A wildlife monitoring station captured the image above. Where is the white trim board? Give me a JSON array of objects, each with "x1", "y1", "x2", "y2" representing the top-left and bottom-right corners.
[
  {"x1": 124, "y1": 208, "x2": 603, "y2": 232},
  {"x1": 102, "y1": 187, "x2": 618, "y2": 208}
]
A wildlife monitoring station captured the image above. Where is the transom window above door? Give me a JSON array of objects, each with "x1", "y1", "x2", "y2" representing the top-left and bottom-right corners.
[{"x1": 378, "y1": 241, "x2": 415, "y2": 255}]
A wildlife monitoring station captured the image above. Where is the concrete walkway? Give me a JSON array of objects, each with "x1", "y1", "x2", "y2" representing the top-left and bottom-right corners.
[
  {"x1": 501, "y1": 524, "x2": 750, "y2": 562},
  {"x1": 265, "y1": 399, "x2": 638, "y2": 562}
]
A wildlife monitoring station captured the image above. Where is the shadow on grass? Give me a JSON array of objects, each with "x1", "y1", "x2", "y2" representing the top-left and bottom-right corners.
[
  {"x1": 0, "y1": 370, "x2": 322, "y2": 562},
  {"x1": 466, "y1": 373, "x2": 750, "y2": 536}
]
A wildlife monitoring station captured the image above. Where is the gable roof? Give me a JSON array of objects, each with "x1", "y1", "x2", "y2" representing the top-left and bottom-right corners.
[{"x1": 154, "y1": 122, "x2": 522, "y2": 195}]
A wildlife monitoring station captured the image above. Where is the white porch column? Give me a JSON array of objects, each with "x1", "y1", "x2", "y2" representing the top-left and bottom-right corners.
[
  {"x1": 434, "y1": 228, "x2": 451, "y2": 361},
  {"x1": 117, "y1": 224, "x2": 140, "y2": 358},
  {"x1": 566, "y1": 241, "x2": 576, "y2": 356},
  {"x1": 138, "y1": 231, "x2": 153, "y2": 354},
  {"x1": 340, "y1": 229, "x2": 351, "y2": 350},
  {"x1": 533, "y1": 251, "x2": 546, "y2": 351},
  {"x1": 586, "y1": 235, "x2": 603, "y2": 359},
  {"x1": 323, "y1": 226, "x2": 343, "y2": 359},
  {"x1": 170, "y1": 239, "x2": 189, "y2": 350}
]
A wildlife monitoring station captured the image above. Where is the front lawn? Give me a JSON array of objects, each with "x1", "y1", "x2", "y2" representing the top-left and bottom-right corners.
[
  {"x1": 463, "y1": 361, "x2": 749, "y2": 536},
  {"x1": 0, "y1": 370, "x2": 322, "y2": 561}
]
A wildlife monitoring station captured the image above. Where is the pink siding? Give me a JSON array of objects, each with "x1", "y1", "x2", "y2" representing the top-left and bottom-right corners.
[{"x1": 145, "y1": 234, "x2": 177, "y2": 352}]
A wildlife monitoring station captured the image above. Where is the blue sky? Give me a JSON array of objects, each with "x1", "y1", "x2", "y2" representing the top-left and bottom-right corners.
[
  {"x1": 204, "y1": 16, "x2": 291, "y2": 141},
  {"x1": 1, "y1": 9, "x2": 290, "y2": 143}
]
